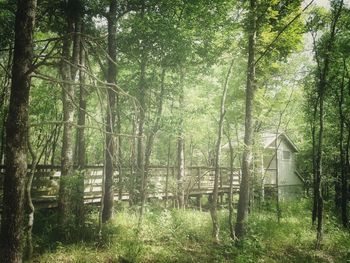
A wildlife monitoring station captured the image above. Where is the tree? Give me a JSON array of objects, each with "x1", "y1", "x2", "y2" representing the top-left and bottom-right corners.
[
  {"x1": 310, "y1": 0, "x2": 343, "y2": 248},
  {"x1": 0, "y1": 0, "x2": 37, "y2": 261},
  {"x1": 235, "y1": 0, "x2": 257, "y2": 238},
  {"x1": 102, "y1": 0, "x2": 118, "y2": 223},
  {"x1": 177, "y1": 71, "x2": 185, "y2": 209},
  {"x1": 210, "y1": 59, "x2": 234, "y2": 242},
  {"x1": 234, "y1": 0, "x2": 306, "y2": 239},
  {"x1": 57, "y1": 0, "x2": 83, "y2": 234}
]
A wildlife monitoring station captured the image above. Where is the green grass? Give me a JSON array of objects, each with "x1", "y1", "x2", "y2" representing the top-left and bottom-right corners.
[{"x1": 33, "y1": 199, "x2": 350, "y2": 263}]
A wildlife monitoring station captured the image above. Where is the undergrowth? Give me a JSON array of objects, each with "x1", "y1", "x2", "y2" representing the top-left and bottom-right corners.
[{"x1": 32, "y1": 199, "x2": 350, "y2": 263}]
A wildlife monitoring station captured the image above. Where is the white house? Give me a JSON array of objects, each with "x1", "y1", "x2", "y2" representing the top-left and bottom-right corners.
[
  {"x1": 261, "y1": 132, "x2": 305, "y2": 200},
  {"x1": 223, "y1": 132, "x2": 305, "y2": 200}
]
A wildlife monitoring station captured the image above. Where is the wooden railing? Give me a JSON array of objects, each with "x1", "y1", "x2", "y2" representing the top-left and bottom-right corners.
[{"x1": 0, "y1": 165, "x2": 241, "y2": 208}]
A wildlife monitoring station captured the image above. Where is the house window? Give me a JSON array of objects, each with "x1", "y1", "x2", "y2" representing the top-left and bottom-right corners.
[{"x1": 282, "y1": 150, "x2": 291, "y2": 160}]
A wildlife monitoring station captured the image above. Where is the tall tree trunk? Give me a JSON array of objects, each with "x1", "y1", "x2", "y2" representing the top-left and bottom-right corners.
[
  {"x1": 129, "y1": 112, "x2": 138, "y2": 206},
  {"x1": 136, "y1": 62, "x2": 146, "y2": 204},
  {"x1": 144, "y1": 68, "x2": 166, "y2": 174},
  {"x1": 51, "y1": 124, "x2": 61, "y2": 167},
  {"x1": 102, "y1": 0, "x2": 118, "y2": 223},
  {"x1": 0, "y1": 0, "x2": 37, "y2": 262},
  {"x1": 136, "y1": 1, "x2": 147, "y2": 209},
  {"x1": 76, "y1": 28, "x2": 86, "y2": 225},
  {"x1": 344, "y1": 124, "x2": 350, "y2": 227},
  {"x1": 210, "y1": 59, "x2": 234, "y2": 242},
  {"x1": 235, "y1": 0, "x2": 256, "y2": 239},
  {"x1": 77, "y1": 34, "x2": 86, "y2": 171},
  {"x1": 315, "y1": 75, "x2": 325, "y2": 250},
  {"x1": 165, "y1": 136, "x2": 172, "y2": 208},
  {"x1": 177, "y1": 72, "x2": 185, "y2": 209},
  {"x1": 225, "y1": 127, "x2": 237, "y2": 240},
  {"x1": 58, "y1": 0, "x2": 82, "y2": 231},
  {"x1": 117, "y1": 108, "x2": 122, "y2": 201},
  {"x1": 0, "y1": 48, "x2": 12, "y2": 165},
  {"x1": 337, "y1": 61, "x2": 348, "y2": 228},
  {"x1": 24, "y1": 131, "x2": 36, "y2": 262},
  {"x1": 139, "y1": 68, "x2": 166, "y2": 226},
  {"x1": 311, "y1": 95, "x2": 319, "y2": 225},
  {"x1": 0, "y1": 108, "x2": 7, "y2": 165},
  {"x1": 314, "y1": 1, "x2": 343, "y2": 249}
]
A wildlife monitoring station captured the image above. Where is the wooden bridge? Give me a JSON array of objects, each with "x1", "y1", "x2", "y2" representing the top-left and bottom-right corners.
[{"x1": 0, "y1": 165, "x2": 241, "y2": 209}]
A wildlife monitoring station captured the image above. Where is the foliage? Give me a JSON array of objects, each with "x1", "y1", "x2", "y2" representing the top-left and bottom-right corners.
[
  {"x1": 0, "y1": 0, "x2": 349, "y2": 261},
  {"x1": 33, "y1": 200, "x2": 350, "y2": 263}
]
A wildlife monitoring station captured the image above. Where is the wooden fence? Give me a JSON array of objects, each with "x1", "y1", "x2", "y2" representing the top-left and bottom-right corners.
[{"x1": 0, "y1": 165, "x2": 241, "y2": 209}]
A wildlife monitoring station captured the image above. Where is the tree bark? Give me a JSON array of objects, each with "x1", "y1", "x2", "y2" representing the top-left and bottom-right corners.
[
  {"x1": 24, "y1": 131, "x2": 36, "y2": 261},
  {"x1": 311, "y1": 95, "x2": 319, "y2": 225},
  {"x1": 344, "y1": 124, "x2": 350, "y2": 227},
  {"x1": 225, "y1": 128, "x2": 237, "y2": 241},
  {"x1": 177, "y1": 72, "x2": 185, "y2": 209},
  {"x1": 0, "y1": 108, "x2": 7, "y2": 165},
  {"x1": 138, "y1": 68, "x2": 166, "y2": 226},
  {"x1": 337, "y1": 61, "x2": 348, "y2": 228},
  {"x1": 129, "y1": 112, "x2": 138, "y2": 206},
  {"x1": 210, "y1": 59, "x2": 234, "y2": 242},
  {"x1": 77, "y1": 33, "x2": 86, "y2": 171},
  {"x1": 165, "y1": 136, "x2": 172, "y2": 208},
  {"x1": 0, "y1": 0, "x2": 37, "y2": 262},
  {"x1": 0, "y1": 48, "x2": 12, "y2": 165},
  {"x1": 144, "y1": 69, "x2": 166, "y2": 175},
  {"x1": 76, "y1": 28, "x2": 86, "y2": 225},
  {"x1": 136, "y1": 2, "x2": 147, "y2": 209},
  {"x1": 314, "y1": 1, "x2": 343, "y2": 249},
  {"x1": 235, "y1": 0, "x2": 256, "y2": 239},
  {"x1": 57, "y1": 0, "x2": 82, "y2": 232},
  {"x1": 51, "y1": 124, "x2": 61, "y2": 167},
  {"x1": 102, "y1": 0, "x2": 118, "y2": 223}
]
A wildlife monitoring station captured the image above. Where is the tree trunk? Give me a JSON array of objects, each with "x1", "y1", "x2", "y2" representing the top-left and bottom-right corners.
[
  {"x1": 24, "y1": 132, "x2": 36, "y2": 262},
  {"x1": 117, "y1": 110, "x2": 122, "y2": 201},
  {"x1": 129, "y1": 113, "x2": 138, "y2": 206},
  {"x1": 177, "y1": 134, "x2": 185, "y2": 209},
  {"x1": 0, "y1": 0, "x2": 37, "y2": 262},
  {"x1": 139, "y1": 68, "x2": 166, "y2": 221},
  {"x1": 165, "y1": 137, "x2": 171, "y2": 208},
  {"x1": 0, "y1": 48, "x2": 12, "y2": 165},
  {"x1": 144, "y1": 69, "x2": 166, "y2": 175},
  {"x1": 58, "y1": 0, "x2": 82, "y2": 231},
  {"x1": 210, "y1": 59, "x2": 234, "y2": 242},
  {"x1": 225, "y1": 128, "x2": 237, "y2": 240},
  {"x1": 102, "y1": 0, "x2": 118, "y2": 223},
  {"x1": 51, "y1": 124, "x2": 61, "y2": 167},
  {"x1": 138, "y1": 68, "x2": 166, "y2": 227},
  {"x1": 336, "y1": 61, "x2": 347, "y2": 227},
  {"x1": 315, "y1": 80, "x2": 324, "y2": 250},
  {"x1": 235, "y1": 0, "x2": 256, "y2": 239},
  {"x1": 0, "y1": 108, "x2": 7, "y2": 165},
  {"x1": 136, "y1": 1, "x2": 147, "y2": 210},
  {"x1": 76, "y1": 28, "x2": 86, "y2": 225},
  {"x1": 344, "y1": 124, "x2": 350, "y2": 227},
  {"x1": 177, "y1": 71, "x2": 185, "y2": 209},
  {"x1": 136, "y1": 62, "x2": 146, "y2": 206},
  {"x1": 77, "y1": 40, "x2": 86, "y2": 171},
  {"x1": 315, "y1": 1, "x2": 343, "y2": 249},
  {"x1": 311, "y1": 95, "x2": 319, "y2": 225}
]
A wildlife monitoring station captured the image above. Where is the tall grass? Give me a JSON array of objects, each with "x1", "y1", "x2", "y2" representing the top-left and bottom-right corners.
[{"x1": 34, "y1": 199, "x2": 350, "y2": 263}]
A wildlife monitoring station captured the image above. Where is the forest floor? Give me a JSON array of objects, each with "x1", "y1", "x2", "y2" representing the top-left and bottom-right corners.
[{"x1": 33, "y1": 199, "x2": 350, "y2": 263}]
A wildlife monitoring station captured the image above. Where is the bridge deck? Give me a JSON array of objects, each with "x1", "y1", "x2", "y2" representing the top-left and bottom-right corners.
[{"x1": 0, "y1": 165, "x2": 241, "y2": 209}]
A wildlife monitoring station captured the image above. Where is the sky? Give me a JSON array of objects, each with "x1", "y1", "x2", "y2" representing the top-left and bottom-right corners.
[
  {"x1": 314, "y1": 0, "x2": 330, "y2": 8},
  {"x1": 312, "y1": 0, "x2": 350, "y2": 8}
]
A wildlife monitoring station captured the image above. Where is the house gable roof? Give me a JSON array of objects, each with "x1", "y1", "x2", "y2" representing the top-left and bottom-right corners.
[
  {"x1": 222, "y1": 132, "x2": 299, "y2": 152},
  {"x1": 262, "y1": 132, "x2": 299, "y2": 152}
]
